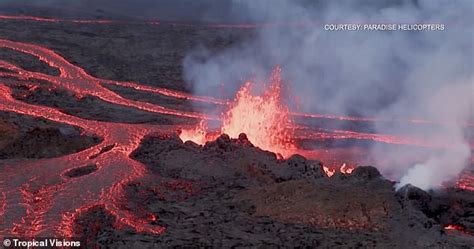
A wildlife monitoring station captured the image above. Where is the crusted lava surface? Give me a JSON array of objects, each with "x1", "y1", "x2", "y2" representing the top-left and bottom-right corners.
[
  {"x1": 0, "y1": 111, "x2": 101, "y2": 159},
  {"x1": 0, "y1": 7, "x2": 472, "y2": 249},
  {"x1": 122, "y1": 134, "x2": 473, "y2": 248}
]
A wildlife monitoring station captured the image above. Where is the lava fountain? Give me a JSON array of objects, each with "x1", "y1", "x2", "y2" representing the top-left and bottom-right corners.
[{"x1": 180, "y1": 66, "x2": 297, "y2": 158}]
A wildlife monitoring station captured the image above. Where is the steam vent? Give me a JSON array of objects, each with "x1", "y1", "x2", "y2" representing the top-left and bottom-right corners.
[{"x1": 0, "y1": 1, "x2": 472, "y2": 248}]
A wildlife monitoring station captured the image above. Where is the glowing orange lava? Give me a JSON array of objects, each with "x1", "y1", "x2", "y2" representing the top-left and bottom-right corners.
[
  {"x1": 323, "y1": 163, "x2": 355, "y2": 177},
  {"x1": 323, "y1": 166, "x2": 336, "y2": 177},
  {"x1": 178, "y1": 121, "x2": 212, "y2": 145},
  {"x1": 340, "y1": 163, "x2": 354, "y2": 174},
  {"x1": 444, "y1": 224, "x2": 465, "y2": 231},
  {"x1": 180, "y1": 66, "x2": 297, "y2": 158},
  {"x1": 443, "y1": 224, "x2": 474, "y2": 236}
]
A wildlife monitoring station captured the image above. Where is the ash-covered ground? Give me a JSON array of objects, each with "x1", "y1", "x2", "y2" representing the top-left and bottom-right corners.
[{"x1": 0, "y1": 3, "x2": 473, "y2": 249}]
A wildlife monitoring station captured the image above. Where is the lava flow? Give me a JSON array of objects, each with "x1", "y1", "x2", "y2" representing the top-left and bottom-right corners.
[
  {"x1": 179, "y1": 66, "x2": 297, "y2": 158},
  {"x1": 0, "y1": 29, "x2": 472, "y2": 241}
]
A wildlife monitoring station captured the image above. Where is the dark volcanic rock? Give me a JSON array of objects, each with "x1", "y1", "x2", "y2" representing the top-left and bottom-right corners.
[
  {"x1": 203, "y1": 133, "x2": 257, "y2": 153},
  {"x1": 0, "y1": 48, "x2": 60, "y2": 76},
  {"x1": 0, "y1": 127, "x2": 100, "y2": 159},
  {"x1": 350, "y1": 165, "x2": 382, "y2": 180},
  {"x1": 272, "y1": 154, "x2": 326, "y2": 182},
  {"x1": 72, "y1": 206, "x2": 117, "y2": 249},
  {"x1": 89, "y1": 144, "x2": 116, "y2": 159},
  {"x1": 15, "y1": 86, "x2": 192, "y2": 125},
  {"x1": 401, "y1": 187, "x2": 474, "y2": 235},
  {"x1": 64, "y1": 164, "x2": 98, "y2": 178},
  {"x1": 396, "y1": 184, "x2": 434, "y2": 221},
  {"x1": 0, "y1": 119, "x2": 19, "y2": 149},
  {"x1": 132, "y1": 133, "x2": 277, "y2": 185},
  {"x1": 0, "y1": 111, "x2": 102, "y2": 159},
  {"x1": 126, "y1": 134, "x2": 474, "y2": 248},
  {"x1": 397, "y1": 184, "x2": 432, "y2": 203}
]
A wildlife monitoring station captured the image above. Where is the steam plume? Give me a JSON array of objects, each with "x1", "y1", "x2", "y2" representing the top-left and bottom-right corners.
[{"x1": 183, "y1": 0, "x2": 473, "y2": 190}]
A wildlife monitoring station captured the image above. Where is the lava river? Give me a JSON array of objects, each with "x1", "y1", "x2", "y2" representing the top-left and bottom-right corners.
[{"x1": 0, "y1": 32, "x2": 472, "y2": 240}]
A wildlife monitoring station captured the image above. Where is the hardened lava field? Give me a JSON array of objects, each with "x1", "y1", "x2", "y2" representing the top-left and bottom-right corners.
[{"x1": 0, "y1": 4, "x2": 473, "y2": 249}]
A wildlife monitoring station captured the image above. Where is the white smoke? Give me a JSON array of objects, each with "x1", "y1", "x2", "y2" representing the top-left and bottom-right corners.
[
  {"x1": 183, "y1": 0, "x2": 473, "y2": 190},
  {"x1": 395, "y1": 81, "x2": 472, "y2": 190}
]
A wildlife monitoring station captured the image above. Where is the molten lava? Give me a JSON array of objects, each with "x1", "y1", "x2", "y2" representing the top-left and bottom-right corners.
[
  {"x1": 0, "y1": 17, "x2": 472, "y2": 242},
  {"x1": 444, "y1": 224, "x2": 465, "y2": 231},
  {"x1": 180, "y1": 66, "x2": 297, "y2": 158},
  {"x1": 323, "y1": 164, "x2": 355, "y2": 177},
  {"x1": 178, "y1": 121, "x2": 211, "y2": 145},
  {"x1": 443, "y1": 224, "x2": 474, "y2": 236}
]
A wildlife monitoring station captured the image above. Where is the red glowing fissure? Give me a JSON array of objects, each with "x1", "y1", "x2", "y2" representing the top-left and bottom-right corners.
[
  {"x1": 443, "y1": 224, "x2": 474, "y2": 236},
  {"x1": 0, "y1": 20, "x2": 472, "y2": 239}
]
